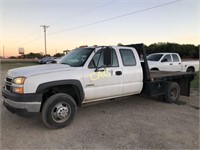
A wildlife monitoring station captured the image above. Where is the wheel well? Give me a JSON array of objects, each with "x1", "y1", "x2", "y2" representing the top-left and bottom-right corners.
[
  {"x1": 40, "y1": 85, "x2": 81, "y2": 111},
  {"x1": 187, "y1": 66, "x2": 195, "y2": 72},
  {"x1": 151, "y1": 68, "x2": 159, "y2": 71}
]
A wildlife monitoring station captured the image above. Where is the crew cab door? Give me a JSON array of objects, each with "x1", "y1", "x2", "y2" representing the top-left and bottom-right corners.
[
  {"x1": 159, "y1": 54, "x2": 173, "y2": 71},
  {"x1": 171, "y1": 54, "x2": 182, "y2": 71},
  {"x1": 83, "y1": 47, "x2": 123, "y2": 101},
  {"x1": 119, "y1": 48, "x2": 143, "y2": 95}
]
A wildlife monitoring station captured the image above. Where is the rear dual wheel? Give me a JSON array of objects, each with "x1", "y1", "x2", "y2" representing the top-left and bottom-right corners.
[{"x1": 163, "y1": 82, "x2": 180, "y2": 103}]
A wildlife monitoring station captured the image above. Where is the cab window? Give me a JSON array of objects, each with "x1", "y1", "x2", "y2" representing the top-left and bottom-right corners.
[
  {"x1": 161, "y1": 54, "x2": 172, "y2": 62},
  {"x1": 88, "y1": 49, "x2": 119, "y2": 68},
  {"x1": 172, "y1": 54, "x2": 180, "y2": 62},
  {"x1": 120, "y1": 49, "x2": 136, "y2": 66}
]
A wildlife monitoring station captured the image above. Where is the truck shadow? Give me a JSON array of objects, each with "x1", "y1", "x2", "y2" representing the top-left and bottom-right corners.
[{"x1": 1, "y1": 93, "x2": 198, "y2": 131}]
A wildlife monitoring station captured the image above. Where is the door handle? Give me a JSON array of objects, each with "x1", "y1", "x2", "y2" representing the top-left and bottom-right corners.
[
  {"x1": 95, "y1": 69, "x2": 105, "y2": 72},
  {"x1": 170, "y1": 63, "x2": 173, "y2": 65},
  {"x1": 178, "y1": 63, "x2": 181, "y2": 65},
  {"x1": 116, "y1": 71, "x2": 122, "y2": 76}
]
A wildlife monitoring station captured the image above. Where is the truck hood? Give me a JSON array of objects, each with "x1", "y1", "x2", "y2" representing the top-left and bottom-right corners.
[{"x1": 7, "y1": 64, "x2": 75, "y2": 78}]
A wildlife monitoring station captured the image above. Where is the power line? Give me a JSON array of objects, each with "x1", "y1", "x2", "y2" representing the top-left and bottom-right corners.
[
  {"x1": 14, "y1": 27, "x2": 41, "y2": 43},
  {"x1": 17, "y1": 0, "x2": 119, "y2": 47},
  {"x1": 50, "y1": 0, "x2": 119, "y2": 26},
  {"x1": 3, "y1": 45, "x2": 5, "y2": 58},
  {"x1": 22, "y1": 36, "x2": 43, "y2": 46},
  {"x1": 49, "y1": 0, "x2": 182, "y2": 35},
  {"x1": 19, "y1": 0, "x2": 182, "y2": 47}
]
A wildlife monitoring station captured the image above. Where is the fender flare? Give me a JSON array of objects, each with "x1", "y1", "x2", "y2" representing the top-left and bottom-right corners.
[{"x1": 36, "y1": 80, "x2": 84, "y2": 104}]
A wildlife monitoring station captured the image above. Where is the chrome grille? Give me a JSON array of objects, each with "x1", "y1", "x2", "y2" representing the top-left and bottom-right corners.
[
  {"x1": 5, "y1": 77, "x2": 13, "y2": 92},
  {"x1": 6, "y1": 85, "x2": 11, "y2": 91},
  {"x1": 6, "y1": 77, "x2": 12, "y2": 83}
]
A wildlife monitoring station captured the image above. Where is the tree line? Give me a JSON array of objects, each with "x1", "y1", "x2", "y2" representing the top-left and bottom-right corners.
[
  {"x1": 145, "y1": 42, "x2": 199, "y2": 59},
  {"x1": 7, "y1": 42, "x2": 199, "y2": 59},
  {"x1": 8, "y1": 52, "x2": 64, "y2": 59},
  {"x1": 118, "y1": 42, "x2": 199, "y2": 59}
]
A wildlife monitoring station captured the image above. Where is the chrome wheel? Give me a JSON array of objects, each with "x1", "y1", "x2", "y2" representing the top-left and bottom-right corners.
[
  {"x1": 51, "y1": 102, "x2": 71, "y2": 123},
  {"x1": 170, "y1": 87, "x2": 178, "y2": 100}
]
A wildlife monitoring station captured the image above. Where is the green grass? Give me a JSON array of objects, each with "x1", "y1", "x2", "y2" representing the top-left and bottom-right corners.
[
  {"x1": 1, "y1": 62, "x2": 38, "y2": 71},
  {"x1": 191, "y1": 72, "x2": 199, "y2": 88}
]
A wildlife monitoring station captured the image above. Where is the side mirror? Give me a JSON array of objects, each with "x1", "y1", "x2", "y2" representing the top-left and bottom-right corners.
[
  {"x1": 103, "y1": 47, "x2": 112, "y2": 66},
  {"x1": 161, "y1": 58, "x2": 168, "y2": 63}
]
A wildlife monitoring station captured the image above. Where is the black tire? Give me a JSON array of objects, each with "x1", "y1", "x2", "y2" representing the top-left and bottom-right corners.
[
  {"x1": 42, "y1": 93, "x2": 77, "y2": 129},
  {"x1": 163, "y1": 82, "x2": 180, "y2": 103},
  {"x1": 186, "y1": 67, "x2": 194, "y2": 73}
]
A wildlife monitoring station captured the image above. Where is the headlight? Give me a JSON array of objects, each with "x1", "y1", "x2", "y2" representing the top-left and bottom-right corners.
[
  {"x1": 13, "y1": 77, "x2": 26, "y2": 84},
  {"x1": 11, "y1": 77, "x2": 26, "y2": 94}
]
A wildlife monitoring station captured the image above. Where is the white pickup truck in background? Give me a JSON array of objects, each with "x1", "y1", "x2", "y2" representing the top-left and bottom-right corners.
[{"x1": 147, "y1": 53, "x2": 199, "y2": 72}]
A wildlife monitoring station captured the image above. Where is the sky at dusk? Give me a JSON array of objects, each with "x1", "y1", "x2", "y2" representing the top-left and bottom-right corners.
[{"x1": 0, "y1": 0, "x2": 199, "y2": 57}]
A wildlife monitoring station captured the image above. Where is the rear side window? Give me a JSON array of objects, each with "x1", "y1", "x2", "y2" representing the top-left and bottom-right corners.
[
  {"x1": 172, "y1": 54, "x2": 180, "y2": 62},
  {"x1": 120, "y1": 49, "x2": 136, "y2": 66}
]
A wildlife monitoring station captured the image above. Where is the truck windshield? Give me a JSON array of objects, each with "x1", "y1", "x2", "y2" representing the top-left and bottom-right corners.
[
  {"x1": 147, "y1": 54, "x2": 163, "y2": 61},
  {"x1": 58, "y1": 48, "x2": 94, "y2": 67}
]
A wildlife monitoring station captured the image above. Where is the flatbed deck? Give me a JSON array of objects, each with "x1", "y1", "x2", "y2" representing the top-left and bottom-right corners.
[
  {"x1": 126, "y1": 43, "x2": 194, "y2": 97},
  {"x1": 150, "y1": 71, "x2": 193, "y2": 79}
]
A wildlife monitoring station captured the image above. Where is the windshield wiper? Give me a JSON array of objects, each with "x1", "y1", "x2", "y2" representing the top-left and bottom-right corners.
[{"x1": 60, "y1": 62, "x2": 71, "y2": 67}]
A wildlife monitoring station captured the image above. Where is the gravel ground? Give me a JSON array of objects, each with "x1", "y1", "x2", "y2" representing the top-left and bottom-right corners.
[{"x1": 0, "y1": 66, "x2": 199, "y2": 149}]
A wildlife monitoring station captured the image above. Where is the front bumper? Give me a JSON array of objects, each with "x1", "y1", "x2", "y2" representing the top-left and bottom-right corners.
[
  {"x1": 2, "y1": 87, "x2": 42, "y2": 117},
  {"x1": 3, "y1": 101, "x2": 39, "y2": 117}
]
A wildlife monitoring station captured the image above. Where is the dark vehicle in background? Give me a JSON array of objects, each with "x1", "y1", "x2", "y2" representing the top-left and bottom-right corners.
[
  {"x1": 38, "y1": 57, "x2": 50, "y2": 64},
  {"x1": 53, "y1": 55, "x2": 65, "y2": 63},
  {"x1": 46, "y1": 57, "x2": 57, "y2": 64},
  {"x1": 46, "y1": 55, "x2": 65, "y2": 64},
  {"x1": 38, "y1": 55, "x2": 66, "y2": 64},
  {"x1": 38, "y1": 57, "x2": 56, "y2": 64}
]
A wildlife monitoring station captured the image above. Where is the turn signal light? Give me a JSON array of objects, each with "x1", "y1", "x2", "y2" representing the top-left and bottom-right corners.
[{"x1": 12, "y1": 87, "x2": 24, "y2": 94}]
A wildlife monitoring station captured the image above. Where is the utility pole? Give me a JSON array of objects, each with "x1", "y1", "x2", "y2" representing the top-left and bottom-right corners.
[
  {"x1": 40, "y1": 25, "x2": 49, "y2": 55},
  {"x1": 3, "y1": 45, "x2": 5, "y2": 58}
]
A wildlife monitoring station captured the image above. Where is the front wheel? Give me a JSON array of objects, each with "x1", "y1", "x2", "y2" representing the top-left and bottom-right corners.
[
  {"x1": 42, "y1": 93, "x2": 77, "y2": 129},
  {"x1": 163, "y1": 82, "x2": 180, "y2": 103}
]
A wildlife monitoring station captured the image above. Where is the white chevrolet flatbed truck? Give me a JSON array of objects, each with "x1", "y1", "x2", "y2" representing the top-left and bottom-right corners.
[
  {"x1": 2, "y1": 44, "x2": 195, "y2": 129},
  {"x1": 147, "y1": 53, "x2": 199, "y2": 72}
]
